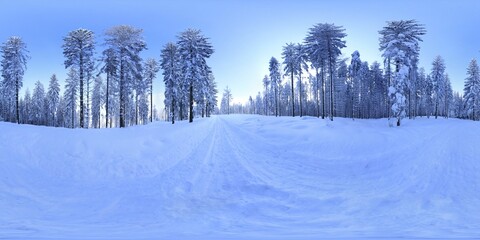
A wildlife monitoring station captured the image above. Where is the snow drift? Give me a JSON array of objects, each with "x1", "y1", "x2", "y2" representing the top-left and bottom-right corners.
[{"x1": 1, "y1": 115, "x2": 480, "y2": 239}]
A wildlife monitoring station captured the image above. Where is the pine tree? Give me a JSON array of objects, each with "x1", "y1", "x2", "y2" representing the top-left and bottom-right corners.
[
  {"x1": 64, "y1": 68, "x2": 79, "y2": 128},
  {"x1": 262, "y1": 75, "x2": 270, "y2": 115},
  {"x1": 161, "y1": 42, "x2": 181, "y2": 124},
  {"x1": 349, "y1": 50, "x2": 362, "y2": 119},
  {"x1": 295, "y1": 43, "x2": 309, "y2": 117},
  {"x1": 105, "y1": 25, "x2": 146, "y2": 128},
  {"x1": 1, "y1": 36, "x2": 29, "y2": 123},
  {"x1": 444, "y1": 73, "x2": 453, "y2": 118},
  {"x1": 177, "y1": 28, "x2": 214, "y2": 123},
  {"x1": 282, "y1": 43, "x2": 298, "y2": 117},
  {"x1": 221, "y1": 86, "x2": 232, "y2": 114},
  {"x1": 32, "y1": 81, "x2": 46, "y2": 125},
  {"x1": 379, "y1": 19, "x2": 426, "y2": 126},
  {"x1": 431, "y1": 56, "x2": 446, "y2": 119},
  {"x1": 269, "y1": 57, "x2": 281, "y2": 117},
  {"x1": 463, "y1": 59, "x2": 480, "y2": 121},
  {"x1": 143, "y1": 58, "x2": 159, "y2": 122},
  {"x1": 62, "y1": 28, "x2": 95, "y2": 128},
  {"x1": 100, "y1": 47, "x2": 118, "y2": 128},
  {"x1": 46, "y1": 74, "x2": 60, "y2": 126},
  {"x1": 91, "y1": 76, "x2": 104, "y2": 128}
]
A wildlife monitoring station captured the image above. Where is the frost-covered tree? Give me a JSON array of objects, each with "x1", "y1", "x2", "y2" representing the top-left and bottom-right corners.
[
  {"x1": 62, "y1": 28, "x2": 95, "y2": 128},
  {"x1": 64, "y1": 68, "x2": 78, "y2": 128},
  {"x1": 431, "y1": 56, "x2": 446, "y2": 119},
  {"x1": 21, "y1": 88, "x2": 31, "y2": 124},
  {"x1": 91, "y1": 76, "x2": 104, "y2": 128},
  {"x1": 349, "y1": 50, "x2": 362, "y2": 119},
  {"x1": 444, "y1": 73, "x2": 453, "y2": 118},
  {"x1": 221, "y1": 86, "x2": 232, "y2": 114},
  {"x1": 205, "y1": 73, "x2": 218, "y2": 117},
  {"x1": 282, "y1": 43, "x2": 298, "y2": 117},
  {"x1": 46, "y1": 74, "x2": 60, "y2": 126},
  {"x1": 379, "y1": 19, "x2": 426, "y2": 126},
  {"x1": 269, "y1": 57, "x2": 281, "y2": 117},
  {"x1": 335, "y1": 60, "x2": 348, "y2": 117},
  {"x1": 161, "y1": 42, "x2": 181, "y2": 124},
  {"x1": 105, "y1": 25, "x2": 146, "y2": 128},
  {"x1": 143, "y1": 58, "x2": 159, "y2": 122},
  {"x1": 262, "y1": 75, "x2": 270, "y2": 115},
  {"x1": 177, "y1": 28, "x2": 214, "y2": 123},
  {"x1": 100, "y1": 47, "x2": 118, "y2": 128},
  {"x1": 295, "y1": 43, "x2": 309, "y2": 117},
  {"x1": 464, "y1": 59, "x2": 480, "y2": 121},
  {"x1": 1, "y1": 36, "x2": 29, "y2": 123},
  {"x1": 304, "y1": 23, "x2": 346, "y2": 120},
  {"x1": 31, "y1": 81, "x2": 46, "y2": 125}
]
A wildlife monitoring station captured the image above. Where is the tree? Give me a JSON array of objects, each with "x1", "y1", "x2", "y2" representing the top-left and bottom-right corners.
[
  {"x1": 349, "y1": 50, "x2": 362, "y2": 119},
  {"x1": 100, "y1": 47, "x2": 118, "y2": 128},
  {"x1": 379, "y1": 19, "x2": 426, "y2": 126},
  {"x1": 262, "y1": 75, "x2": 270, "y2": 115},
  {"x1": 295, "y1": 43, "x2": 309, "y2": 117},
  {"x1": 1, "y1": 36, "x2": 29, "y2": 123},
  {"x1": 62, "y1": 28, "x2": 95, "y2": 128},
  {"x1": 205, "y1": 73, "x2": 218, "y2": 117},
  {"x1": 105, "y1": 25, "x2": 146, "y2": 128},
  {"x1": 317, "y1": 23, "x2": 347, "y2": 121},
  {"x1": 64, "y1": 68, "x2": 79, "y2": 128},
  {"x1": 161, "y1": 42, "x2": 181, "y2": 124},
  {"x1": 269, "y1": 57, "x2": 281, "y2": 117},
  {"x1": 91, "y1": 76, "x2": 104, "y2": 128},
  {"x1": 177, "y1": 28, "x2": 214, "y2": 123},
  {"x1": 464, "y1": 59, "x2": 480, "y2": 121},
  {"x1": 221, "y1": 86, "x2": 232, "y2": 114},
  {"x1": 444, "y1": 73, "x2": 453, "y2": 118},
  {"x1": 31, "y1": 81, "x2": 46, "y2": 125},
  {"x1": 282, "y1": 43, "x2": 298, "y2": 117},
  {"x1": 46, "y1": 74, "x2": 60, "y2": 126},
  {"x1": 144, "y1": 58, "x2": 159, "y2": 122},
  {"x1": 304, "y1": 24, "x2": 327, "y2": 118},
  {"x1": 431, "y1": 56, "x2": 446, "y2": 119}
]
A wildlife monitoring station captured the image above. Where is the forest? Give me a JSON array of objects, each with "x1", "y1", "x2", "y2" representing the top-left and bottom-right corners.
[
  {"x1": 220, "y1": 20, "x2": 479, "y2": 126},
  {"x1": 1, "y1": 20, "x2": 480, "y2": 128}
]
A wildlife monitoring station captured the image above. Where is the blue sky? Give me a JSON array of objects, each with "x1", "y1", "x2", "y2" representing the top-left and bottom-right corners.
[{"x1": 1, "y1": 0, "x2": 479, "y2": 106}]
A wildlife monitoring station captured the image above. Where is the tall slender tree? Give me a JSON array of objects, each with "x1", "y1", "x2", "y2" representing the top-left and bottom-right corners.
[
  {"x1": 379, "y1": 19, "x2": 426, "y2": 126},
  {"x1": 177, "y1": 28, "x2": 214, "y2": 123},
  {"x1": 431, "y1": 56, "x2": 446, "y2": 119},
  {"x1": 1, "y1": 36, "x2": 29, "y2": 123},
  {"x1": 143, "y1": 58, "x2": 159, "y2": 122},
  {"x1": 464, "y1": 59, "x2": 480, "y2": 121},
  {"x1": 62, "y1": 28, "x2": 95, "y2": 128},
  {"x1": 105, "y1": 25, "x2": 146, "y2": 128},
  {"x1": 161, "y1": 42, "x2": 181, "y2": 124},
  {"x1": 282, "y1": 43, "x2": 297, "y2": 117},
  {"x1": 100, "y1": 47, "x2": 118, "y2": 128},
  {"x1": 46, "y1": 74, "x2": 60, "y2": 126},
  {"x1": 269, "y1": 57, "x2": 281, "y2": 117}
]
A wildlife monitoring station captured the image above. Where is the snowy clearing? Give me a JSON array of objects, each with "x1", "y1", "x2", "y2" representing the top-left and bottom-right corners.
[{"x1": 1, "y1": 115, "x2": 480, "y2": 239}]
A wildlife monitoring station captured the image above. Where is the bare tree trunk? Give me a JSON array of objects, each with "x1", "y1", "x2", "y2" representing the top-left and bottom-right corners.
[
  {"x1": 291, "y1": 71, "x2": 295, "y2": 117},
  {"x1": 15, "y1": 75, "x2": 19, "y2": 124},
  {"x1": 150, "y1": 83, "x2": 153, "y2": 122},
  {"x1": 189, "y1": 83, "x2": 194, "y2": 122},
  {"x1": 119, "y1": 56, "x2": 125, "y2": 128},
  {"x1": 106, "y1": 73, "x2": 109, "y2": 128},
  {"x1": 79, "y1": 49, "x2": 84, "y2": 128}
]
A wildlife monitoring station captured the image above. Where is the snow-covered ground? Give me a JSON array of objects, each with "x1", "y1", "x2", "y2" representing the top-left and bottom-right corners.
[{"x1": 1, "y1": 115, "x2": 480, "y2": 239}]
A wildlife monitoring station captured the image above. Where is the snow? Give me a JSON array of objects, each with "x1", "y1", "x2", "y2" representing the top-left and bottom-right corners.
[{"x1": 1, "y1": 115, "x2": 480, "y2": 239}]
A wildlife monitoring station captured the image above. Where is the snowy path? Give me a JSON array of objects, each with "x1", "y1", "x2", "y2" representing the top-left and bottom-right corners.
[{"x1": 1, "y1": 115, "x2": 480, "y2": 239}]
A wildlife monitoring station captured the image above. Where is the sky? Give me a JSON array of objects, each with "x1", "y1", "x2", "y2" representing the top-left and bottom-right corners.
[{"x1": 1, "y1": 0, "x2": 479, "y2": 107}]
